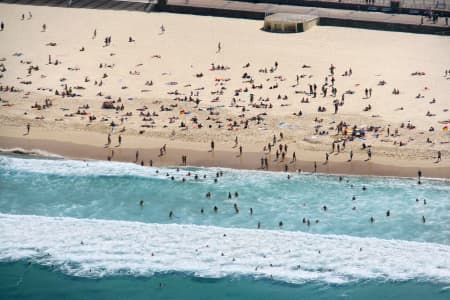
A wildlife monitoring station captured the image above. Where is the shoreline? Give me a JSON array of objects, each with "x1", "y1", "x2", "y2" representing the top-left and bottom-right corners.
[{"x1": 1, "y1": 135, "x2": 449, "y2": 179}]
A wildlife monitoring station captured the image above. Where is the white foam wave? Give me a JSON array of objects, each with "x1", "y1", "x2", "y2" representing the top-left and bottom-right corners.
[
  {"x1": 0, "y1": 154, "x2": 286, "y2": 184},
  {"x1": 2, "y1": 155, "x2": 449, "y2": 188},
  {"x1": 0, "y1": 214, "x2": 449, "y2": 284},
  {"x1": 0, "y1": 154, "x2": 177, "y2": 178}
]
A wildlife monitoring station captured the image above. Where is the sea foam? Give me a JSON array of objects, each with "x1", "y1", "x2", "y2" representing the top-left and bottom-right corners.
[{"x1": 0, "y1": 214, "x2": 449, "y2": 284}]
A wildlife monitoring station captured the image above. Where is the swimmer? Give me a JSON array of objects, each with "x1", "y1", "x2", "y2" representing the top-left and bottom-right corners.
[
  {"x1": 422, "y1": 216, "x2": 426, "y2": 223},
  {"x1": 250, "y1": 207, "x2": 253, "y2": 215},
  {"x1": 386, "y1": 210, "x2": 390, "y2": 217},
  {"x1": 323, "y1": 205, "x2": 327, "y2": 211},
  {"x1": 257, "y1": 221, "x2": 261, "y2": 229},
  {"x1": 214, "y1": 178, "x2": 218, "y2": 183},
  {"x1": 370, "y1": 216, "x2": 375, "y2": 223},
  {"x1": 234, "y1": 192, "x2": 239, "y2": 198},
  {"x1": 234, "y1": 203, "x2": 239, "y2": 213},
  {"x1": 169, "y1": 211, "x2": 173, "y2": 218},
  {"x1": 139, "y1": 200, "x2": 144, "y2": 206},
  {"x1": 214, "y1": 206, "x2": 218, "y2": 213},
  {"x1": 279, "y1": 221, "x2": 283, "y2": 227},
  {"x1": 228, "y1": 192, "x2": 232, "y2": 199},
  {"x1": 352, "y1": 196, "x2": 356, "y2": 201},
  {"x1": 200, "y1": 208, "x2": 204, "y2": 214}
]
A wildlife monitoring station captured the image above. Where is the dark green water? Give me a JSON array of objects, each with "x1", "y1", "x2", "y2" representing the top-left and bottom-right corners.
[{"x1": 1, "y1": 262, "x2": 449, "y2": 300}]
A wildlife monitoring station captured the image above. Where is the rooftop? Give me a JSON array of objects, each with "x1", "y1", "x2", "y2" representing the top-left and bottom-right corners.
[{"x1": 264, "y1": 13, "x2": 319, "y2": 23}]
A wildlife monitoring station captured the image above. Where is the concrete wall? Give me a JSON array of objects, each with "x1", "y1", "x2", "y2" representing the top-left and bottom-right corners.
[
  {"x1": 162, "y1": 3, "x2": 450, "y2": 35},
  {"x1": 162, "y1": 3, "x2": 266, "y2": 19},
  {"x1": 319, "y1": 17, "x2": 450, "y2": 34},
  {"x1": 302, "y1": 17, "x2": 319, "y2": 31},
  {"x1": 0, "y1": 0, "x2": 447, "y2": 35},
  {"x1": 228, "y1": 0, "x2": 450, "y2": 17},
  {"x1": 0, "y1": 0, "x2": 149, "y2": 11}
]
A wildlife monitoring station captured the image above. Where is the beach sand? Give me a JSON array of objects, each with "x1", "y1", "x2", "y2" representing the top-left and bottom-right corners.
[{"x1": 0, "y1": 3, "x2": 449, "y2": 178}]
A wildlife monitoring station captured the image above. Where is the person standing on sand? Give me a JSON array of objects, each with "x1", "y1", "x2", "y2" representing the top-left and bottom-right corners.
[
  {"x1": 239, "y1": 145, "x2": 243, "y2": 156},
  {"x1": 314, "y1": 161, "x2": 317, "y2": 173},
  {"x1": 367, "y1": 147, "x2": 372, "y2": 160},
  {"x1": 107, "y1": 134, "x2": 111, "y2": 146},
  {"x1": 0, "y1": 21, "x2": 4, "y2": 31},
  {"x1": 217, "y1": 42, "x2": 221, "y2": 53},
  {"x1": 211, "y1": 140, "x2": 215, "y2": 152},
  {"x1": 92, "y1": 29, "x2": 96, "y2": 39},
  {"x1": 437, "y1": 151, "x2": 441, "y2": 162},
  {"x1": 349, "y1": 150, "x2": 353, "y2": 162},
  {"x1": 118, "y1": 134, "x2": 122, "y2": 146},
  {"x1": 26, "y1": 123, "x2": 30, "y2": 135}
]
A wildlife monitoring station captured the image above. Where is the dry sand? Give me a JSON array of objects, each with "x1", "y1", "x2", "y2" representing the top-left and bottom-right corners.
[{"x1": 0, "y1": 3, "x2": 449, "y2": 178}]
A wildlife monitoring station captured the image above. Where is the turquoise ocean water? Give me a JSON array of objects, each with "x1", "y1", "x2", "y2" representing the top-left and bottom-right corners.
[{"x1": 0, "y1": 154, "x2": 449, "y2": 299}]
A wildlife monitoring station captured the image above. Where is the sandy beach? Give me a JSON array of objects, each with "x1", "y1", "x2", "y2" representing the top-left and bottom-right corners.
[{"x1": 0, "y1": 3, "x2": 449, "y2": 178}]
